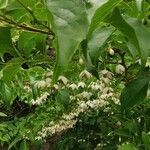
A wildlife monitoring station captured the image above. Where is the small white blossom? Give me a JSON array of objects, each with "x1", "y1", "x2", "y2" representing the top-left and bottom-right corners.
[
  {"x1": 35, "y1": 80, "x2": 47, "y2": 89},
  {"x1": 108, "y1": 48, "x2": 115, "y2": 55},
  {"x1": 69, "y1": 83, "x2": 78, "y2": 90},
  {"x1": 78, "y1": 82, "x2": 86, "y2": 88},
  {"x1": 53, "y1": 84, "x2": 59, "y2": 90},
  {"x1": 115, "y1": 64, "x2": 125, "y2": 74},
  {"x1": 58, "y1": 76, "x2": 68, "y2": 85},
  {"x1": 79, "y1": 70, "x2": 92, "y2": 79}
]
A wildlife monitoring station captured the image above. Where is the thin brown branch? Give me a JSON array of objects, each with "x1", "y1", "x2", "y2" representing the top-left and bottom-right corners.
[{"x1": 0, "y1": 15, "x2": 55, "y2": 36}]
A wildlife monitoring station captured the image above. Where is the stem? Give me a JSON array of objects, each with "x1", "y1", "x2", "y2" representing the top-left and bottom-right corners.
[
  {"x1": 16, "y1": 0, "x2": 49, "y2": 29},
  {"x1": 0, "y1": 15, "x2": 55, "y2": 36}
]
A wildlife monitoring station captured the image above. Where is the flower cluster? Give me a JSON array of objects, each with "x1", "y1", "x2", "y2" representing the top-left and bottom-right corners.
[{"x1": 34, "y1": 69, "x2": 119, "y2": 140}]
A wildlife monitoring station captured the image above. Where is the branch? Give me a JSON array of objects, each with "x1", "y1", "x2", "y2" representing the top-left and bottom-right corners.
[{"x1": 0, "y1": 15, "x2": 55, "y2": 36}]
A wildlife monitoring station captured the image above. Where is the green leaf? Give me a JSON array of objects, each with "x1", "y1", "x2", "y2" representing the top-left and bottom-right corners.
[
  {"x1": 56, "y1": 89, "x2": 70, "y2": 109},
  {"x1": 46, "y1": 0, "x2": 89, "y2": 82},
  {"x1": 109, "y1": 7, "x2": 150, "y2": 65},
  {"x1": 2, "y1": 58, "x2": 24, "y2": 82},
  {"x1": 0, "y1": 27, "x2": 16, "y2": 57},
  {"x1": 126, "y1": 18, "x2": 150, "y2": 65},
  {"x1": 85, "y1": 26, "x2": 114, "y2": 77},
  {"x1": 88, "y1": 0, "x2": 122, "y2": 36},
  {"x1": 0, "y1": 112, "x2": 7, "y2": 117},
  {"x1": 18, "y1": 32, "x2": 36, "y2": 58},
  {"x1": 19, "y1": 140, "x2": 29, "y2": 150},
  {"x1": 0, "y1": 80, "x2": 15, "y2": 106},
  {"x1": 118, "y1": 144, "x2": 138, "y2": 150},
  {"x1": 8, "y1": 135, "x2": 22, "y2": 150},
  {"x1": 142, "y1": 132, "x2": 150, "y2": 150},
  {"x1": 120, "y1": 74, "x2": 149, "y2": 109},
  {"x1": 88, "y1": 26, "x2": 114, "y2": 66},
  {"x1": 0, "y1": 0, "x2": 8, "y2": 9},
  {"x1": 136, "y1": 0, "x2": 144, "y2": 12}
]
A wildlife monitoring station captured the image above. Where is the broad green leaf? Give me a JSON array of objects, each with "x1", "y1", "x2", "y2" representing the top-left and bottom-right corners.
[
  {"x1": 88, "y1": 0, "x2": 122, "y2": 36},
  {"x1": 46, "y1": 0, "x2": 89, "y2": 82},
  {"x1": 109, "y1": 8, "x2": 150, "y2": 65},
  {"x1": 0, "y1": 112, "x2": 7, "y2": 117},
  {"x1": 0, "y1": 80, "x2": 15, "y2": 106},
  {"x1": 85, "y1": 26, "x2": 114, "y2": 77},
  {"x1": 56, "y1": 89, "x2": 70, "y2": 109},
  {"x1": 2, "y1": 58, "x2": 24, "y2": 82},
  {"x1": 18, "y1": 32, "x2": 36, "y2": 58},
  {"x1": 88, "y1": 26, "x2": 114, "y2": 65},
  {"x1": 118, "y1": 144, "x2": 138, "y2": 150},
  {"x1": 0, "y1": 27, "x2": 16, "y2": 57},
  {"x1": 86, "y1": 0, "x2": 108, "y2": 21},
  {"x1": 8, "y1": 135, "x2": 22, "y2": 150},
  {"x1": 19, "y1": 140, "x2": 29, "y2": 150},
  {"x1": 0, "y1": 0, "x2": 8, "y2": 9},
  {"x1": 136, "y1": 0, "x2": 144, "y2": 12},
  {"x1": 120, "y1": 74, "x2": 149, "y2": 109},
  {"x1": 142, "y1": 132, "x2": 150, "y2": 150},
  {"x1": 109, "y1": 8, "x2": 139, "y2": 58},
  {"x1": 126, "y1": 18, "x2": 150, "y2": 65}
]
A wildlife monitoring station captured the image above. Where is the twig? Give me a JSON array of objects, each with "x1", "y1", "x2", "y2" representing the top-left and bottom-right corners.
[{"x1": 0, "y1": 15, "x2": 55, "y2": 36}]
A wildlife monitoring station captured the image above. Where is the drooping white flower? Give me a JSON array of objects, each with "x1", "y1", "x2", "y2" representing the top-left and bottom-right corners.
[
  {"x1": 53, "y1": 84, "x2": 59, "y2": 90},
  {"x1": 77, "y1": 91, "x2": 92, "y2": 99},
  {"x1": 46, "y1": 71, "x2": 53, "y2": 77},
  {"x1": 78, "y1": 82, "x2": 86, "y2": 88},
  {"x1": 69, "y1": 83, "x2": 78, "y2": 90},
  {"x1": 115, "y1": 64, "x2": 125, "y2": 74},
  {"x1": 108, "y1": 48, "x2": 115, "y2": 55},
  {"x1": 79, "y1": 70, "x2": 92, "y2": 79},
  {"x1": 35, "y1": 80, "x2": 47, "y2": 89},
  {"x1": 58, "y1": 76, "x2": 68, "y2": 85}
]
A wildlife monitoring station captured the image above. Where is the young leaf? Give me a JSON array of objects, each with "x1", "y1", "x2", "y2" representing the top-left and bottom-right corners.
[
  {"x1": 0, "y1": 0, "x2": 8, "y2": 9},
  {"x1": 109, "y1": 7, "x2": 150, "y2": 65},
  {"x1": 46, "y1": 0, "x2": 89, "y2": 82},
  {"x1": 0, "y1": 80, "x2": 15, "y2": 106},
  {"x1": 2, "y1": 58, "x2": 24, "y2": 82},
  {"x1": 120, "y1": 75, "x2": 149, "y2": 110},
  {"x1": 88, "y1": 0, "x2": 122, "y2": 36},
  {"x1": 19, "y1": 140, "x2": 29, "y2": 150},
  {"x1": 0, "y1": 27, "x2": 16, "y2": 57},
  {"x1": 0, "y1": 112, "x2": 7, "y2": 117},
  {"x1": 118, "y1": 143, "x2": 138, "y2": 150},
  {"x1": 142, "y1": 132, "x2": 150, "y2": 150}
]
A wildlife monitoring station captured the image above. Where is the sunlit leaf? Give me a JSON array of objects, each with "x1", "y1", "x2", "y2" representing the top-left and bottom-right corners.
[{"x1": 46, "y1": 0, "x2": 89, "y2": 82}]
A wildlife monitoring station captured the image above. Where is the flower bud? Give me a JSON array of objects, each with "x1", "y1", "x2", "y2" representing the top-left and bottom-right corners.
[
  {"x1": 115, "y1": 64, "x2": 125, "y2": 74},
  {"x1": 79, "y1": 58, "x2": 84, "y2": 65},
  {"x1": 109, "y1": 48, "x2": 115, "y2": 55}
]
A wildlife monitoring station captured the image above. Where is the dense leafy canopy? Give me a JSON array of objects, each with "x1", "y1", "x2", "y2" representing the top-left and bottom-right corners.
[{"x1": 0, "y1": 0, "x2": 150, "y2": 149}]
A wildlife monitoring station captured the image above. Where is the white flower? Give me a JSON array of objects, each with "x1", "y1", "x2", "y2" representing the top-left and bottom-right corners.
[
  {"x1": 115, "y1": 64, "x2": 125, "y2": 74},
  {"x1": 80, "y1": 102, "x2": 88, "y2": 110},
  {"x1": 46, "y1": 71, "x2": 53, "y2": 77},
  {"x1": 101, "y1": 69, "x2": 113, "y2": 79},
  {"x1": 108, "y1": 48, "x2": 115, "y2": 55},
  {"x1": 53, "y1": 84, "x2": 59, "y2": 90},
  {"x1": 79, "y1": 70, "x2": 92, "y2": 79},
  {"x1": 89, "y1": 82, "x2": 102, "y2": 90},
  {"x1": 31, "y1": 92, "x2": 49, "y2": 105},
  {"x1": 35, "y1": 80, "x2": 47, "y2": 89},
  {"x1": 58, "y1": 76, "x2": 68, "y2": 85},
  {"x1": 23, "y1": 85, "x2": 31, "y2": 92},
  {"x1": 79, "y1": 58, "x2": 84, "y2": 65},
  {"x1": 69, "y1": 83, "x2": 78, "y2": 90},
  {"x1": 77, "y1": 92, "x2": 92, "y2": 99},
  {"x1": 78, "y1": 82, "x2": 86, "y2": 88}
]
